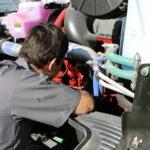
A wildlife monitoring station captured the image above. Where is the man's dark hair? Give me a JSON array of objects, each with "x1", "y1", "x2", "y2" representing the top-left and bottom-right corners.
[{"x1": 19, "y1": 23, "x2": 68, "y2": 68}]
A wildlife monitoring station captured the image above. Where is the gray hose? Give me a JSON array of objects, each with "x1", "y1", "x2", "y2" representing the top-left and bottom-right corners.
[
  {"x1": 64, "y1": 5, "x2": 97, "y2": 49},
  {"x1": 116, "y1": 94, "x2": 133, "y2": 111}
]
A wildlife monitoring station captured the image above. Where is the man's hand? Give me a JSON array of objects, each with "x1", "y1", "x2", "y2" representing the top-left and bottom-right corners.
[{"x1": 74, "y1": 90, "x2": 94, "y2": 115}]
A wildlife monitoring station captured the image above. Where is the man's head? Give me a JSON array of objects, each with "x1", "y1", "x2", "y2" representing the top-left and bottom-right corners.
[{"x1": 19, "y1": 23, "x2": 68, "y2": 78}]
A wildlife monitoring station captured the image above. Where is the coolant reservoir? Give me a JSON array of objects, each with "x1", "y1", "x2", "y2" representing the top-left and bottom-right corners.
[
  {"x1": 18, "y1": 1, "x2": 50, "y2": 20},
  {"x1": 5, "y1": 1, "x2": 51, "y2": 39},
  {"x1": 122, "y1": 0, "x2": 150, "y2": 64}
]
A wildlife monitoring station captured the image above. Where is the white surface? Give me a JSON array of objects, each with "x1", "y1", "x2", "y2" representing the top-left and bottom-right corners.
[
  {"x1": 122, "y1": 0, "x2": 150, "y2": 64},
  {"x1": 42, "y1": 0, "x2": 70, "y2": 4}
]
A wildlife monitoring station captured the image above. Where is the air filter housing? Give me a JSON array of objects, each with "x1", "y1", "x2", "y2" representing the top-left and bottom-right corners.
[{"x1": 71, "y1": 0, "x2": 128, "y2": 18}]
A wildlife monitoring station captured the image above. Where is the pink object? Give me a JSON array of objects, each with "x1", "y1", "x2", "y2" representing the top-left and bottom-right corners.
[{"x1": 5, "y1": 2, "x2": 52, "y2": 39}]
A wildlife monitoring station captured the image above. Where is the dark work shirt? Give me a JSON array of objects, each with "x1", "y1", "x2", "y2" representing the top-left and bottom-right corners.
[{"x1": 0, "y1": 58, "x2": 81, "y2": 150}]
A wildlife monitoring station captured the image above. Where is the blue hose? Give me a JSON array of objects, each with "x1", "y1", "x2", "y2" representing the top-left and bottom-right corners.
[
  {"x1": 1, "y1": 41, "x2": 22, "y2": 57},
  {"x1": 93, "y1": 73, "x2": 100, "y2": 96}
]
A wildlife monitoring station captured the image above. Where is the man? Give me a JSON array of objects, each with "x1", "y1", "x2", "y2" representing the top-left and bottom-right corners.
[{"x1": 0, "y1": 23, "x2": 94, "y2": 150}]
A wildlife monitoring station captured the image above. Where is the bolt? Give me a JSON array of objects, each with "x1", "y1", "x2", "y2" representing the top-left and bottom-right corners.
[
  {"x1": 141, "y1": 66, "x2": 150, "y2": 77},
  {"x1": 130, "y1": 74, "x2": 137, "y2": 90},
  {"x1": 134, "y1": 53, "x2": 141, "y2": 70},
  {"x1": 129, "y1": 136, "x2": 142, "y2": 150},
  {"x1": 119, "y1": 2, "x2": 127, "y2": 11}
]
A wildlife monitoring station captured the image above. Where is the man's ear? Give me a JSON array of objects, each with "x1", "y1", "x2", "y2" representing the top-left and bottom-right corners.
[{"x1": 48, "y1": 58, "x2": 56, "y2": 71}]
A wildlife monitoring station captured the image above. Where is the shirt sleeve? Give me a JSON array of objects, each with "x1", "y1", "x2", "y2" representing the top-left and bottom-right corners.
[{"x1": 11, "y1": 71, "x2": 81, "y2": 127}]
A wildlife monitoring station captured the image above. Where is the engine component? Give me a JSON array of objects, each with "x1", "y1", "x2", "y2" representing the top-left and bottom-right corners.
[
  {"x1": 69, "y1": 111, "x2": 122, "y2": 150},
  {"x1": 0, "y1": 40, "x2": 21, "y2": 57},
  {"x1": 5, "y1": 1, "x2": 51, "y2": 39},
  {"x1": 117, "y1": 64, "x2": 150, "y2": 150},
  {"x1": 64, "y1": 5, "x2": 122, "y2": 49},
  {"x1": 71, "y1": 0, "x2": 127, "y2": 18}
]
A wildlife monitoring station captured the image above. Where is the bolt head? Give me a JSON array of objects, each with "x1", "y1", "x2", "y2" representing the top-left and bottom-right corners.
[{"x1": 141, "y1": 66, "x2": 150, "y2": 77}]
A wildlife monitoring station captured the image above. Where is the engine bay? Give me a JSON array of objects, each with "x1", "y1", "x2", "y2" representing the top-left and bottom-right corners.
[{"x1": 0, "y1": 0, "x2": 149, "y2": 149}]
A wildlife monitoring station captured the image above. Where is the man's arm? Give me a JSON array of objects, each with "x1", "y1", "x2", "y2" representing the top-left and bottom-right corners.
[
  {"x1": 74, "y1": 90, "x2": 94, "y2": 115},
  {"x1": 12, "y1": 71, "x2": 94, "y2": 127}
]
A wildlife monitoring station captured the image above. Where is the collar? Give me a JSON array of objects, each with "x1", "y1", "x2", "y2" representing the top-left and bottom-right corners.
[
  {"x1": 15, "y1": 57, "x2": 30, "y2": 70},
  {"x1": 15, "y1": 57, "x2": 50, "y2": 79}
]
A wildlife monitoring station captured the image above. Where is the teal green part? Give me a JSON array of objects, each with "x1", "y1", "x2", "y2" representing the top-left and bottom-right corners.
[
  {"x1": 53, "y1": 136, "x2": 64, "y2": 143},
  {"x1": 106, "y1": 53, "x2": 135, "y2": 67},
  {"x1": 108, "y1": 47, "x2": 117, "y2": 53},
  {"x1": 106, "y1": 63, "x2": 135, "y2": 80}
]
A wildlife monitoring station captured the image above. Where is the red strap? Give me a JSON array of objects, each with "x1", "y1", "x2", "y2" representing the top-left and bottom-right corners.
[
  {"x1": 54, "y1": 8, "x2": 67, "y2": 28},
  {"x1": 52, "y1": 59, "x2": 84, "y2": 89}
]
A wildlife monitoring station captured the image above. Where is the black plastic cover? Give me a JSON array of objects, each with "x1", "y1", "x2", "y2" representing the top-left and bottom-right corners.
[
  {"x1": 69, "y1": 112, "x2": 122, "y2": 150},
  {"x1": 71, "y1": 0, "x2": 128, "y2": 18},
  {"x1": 117, "y1": 64, "x2": 150, "y2": 150}
]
